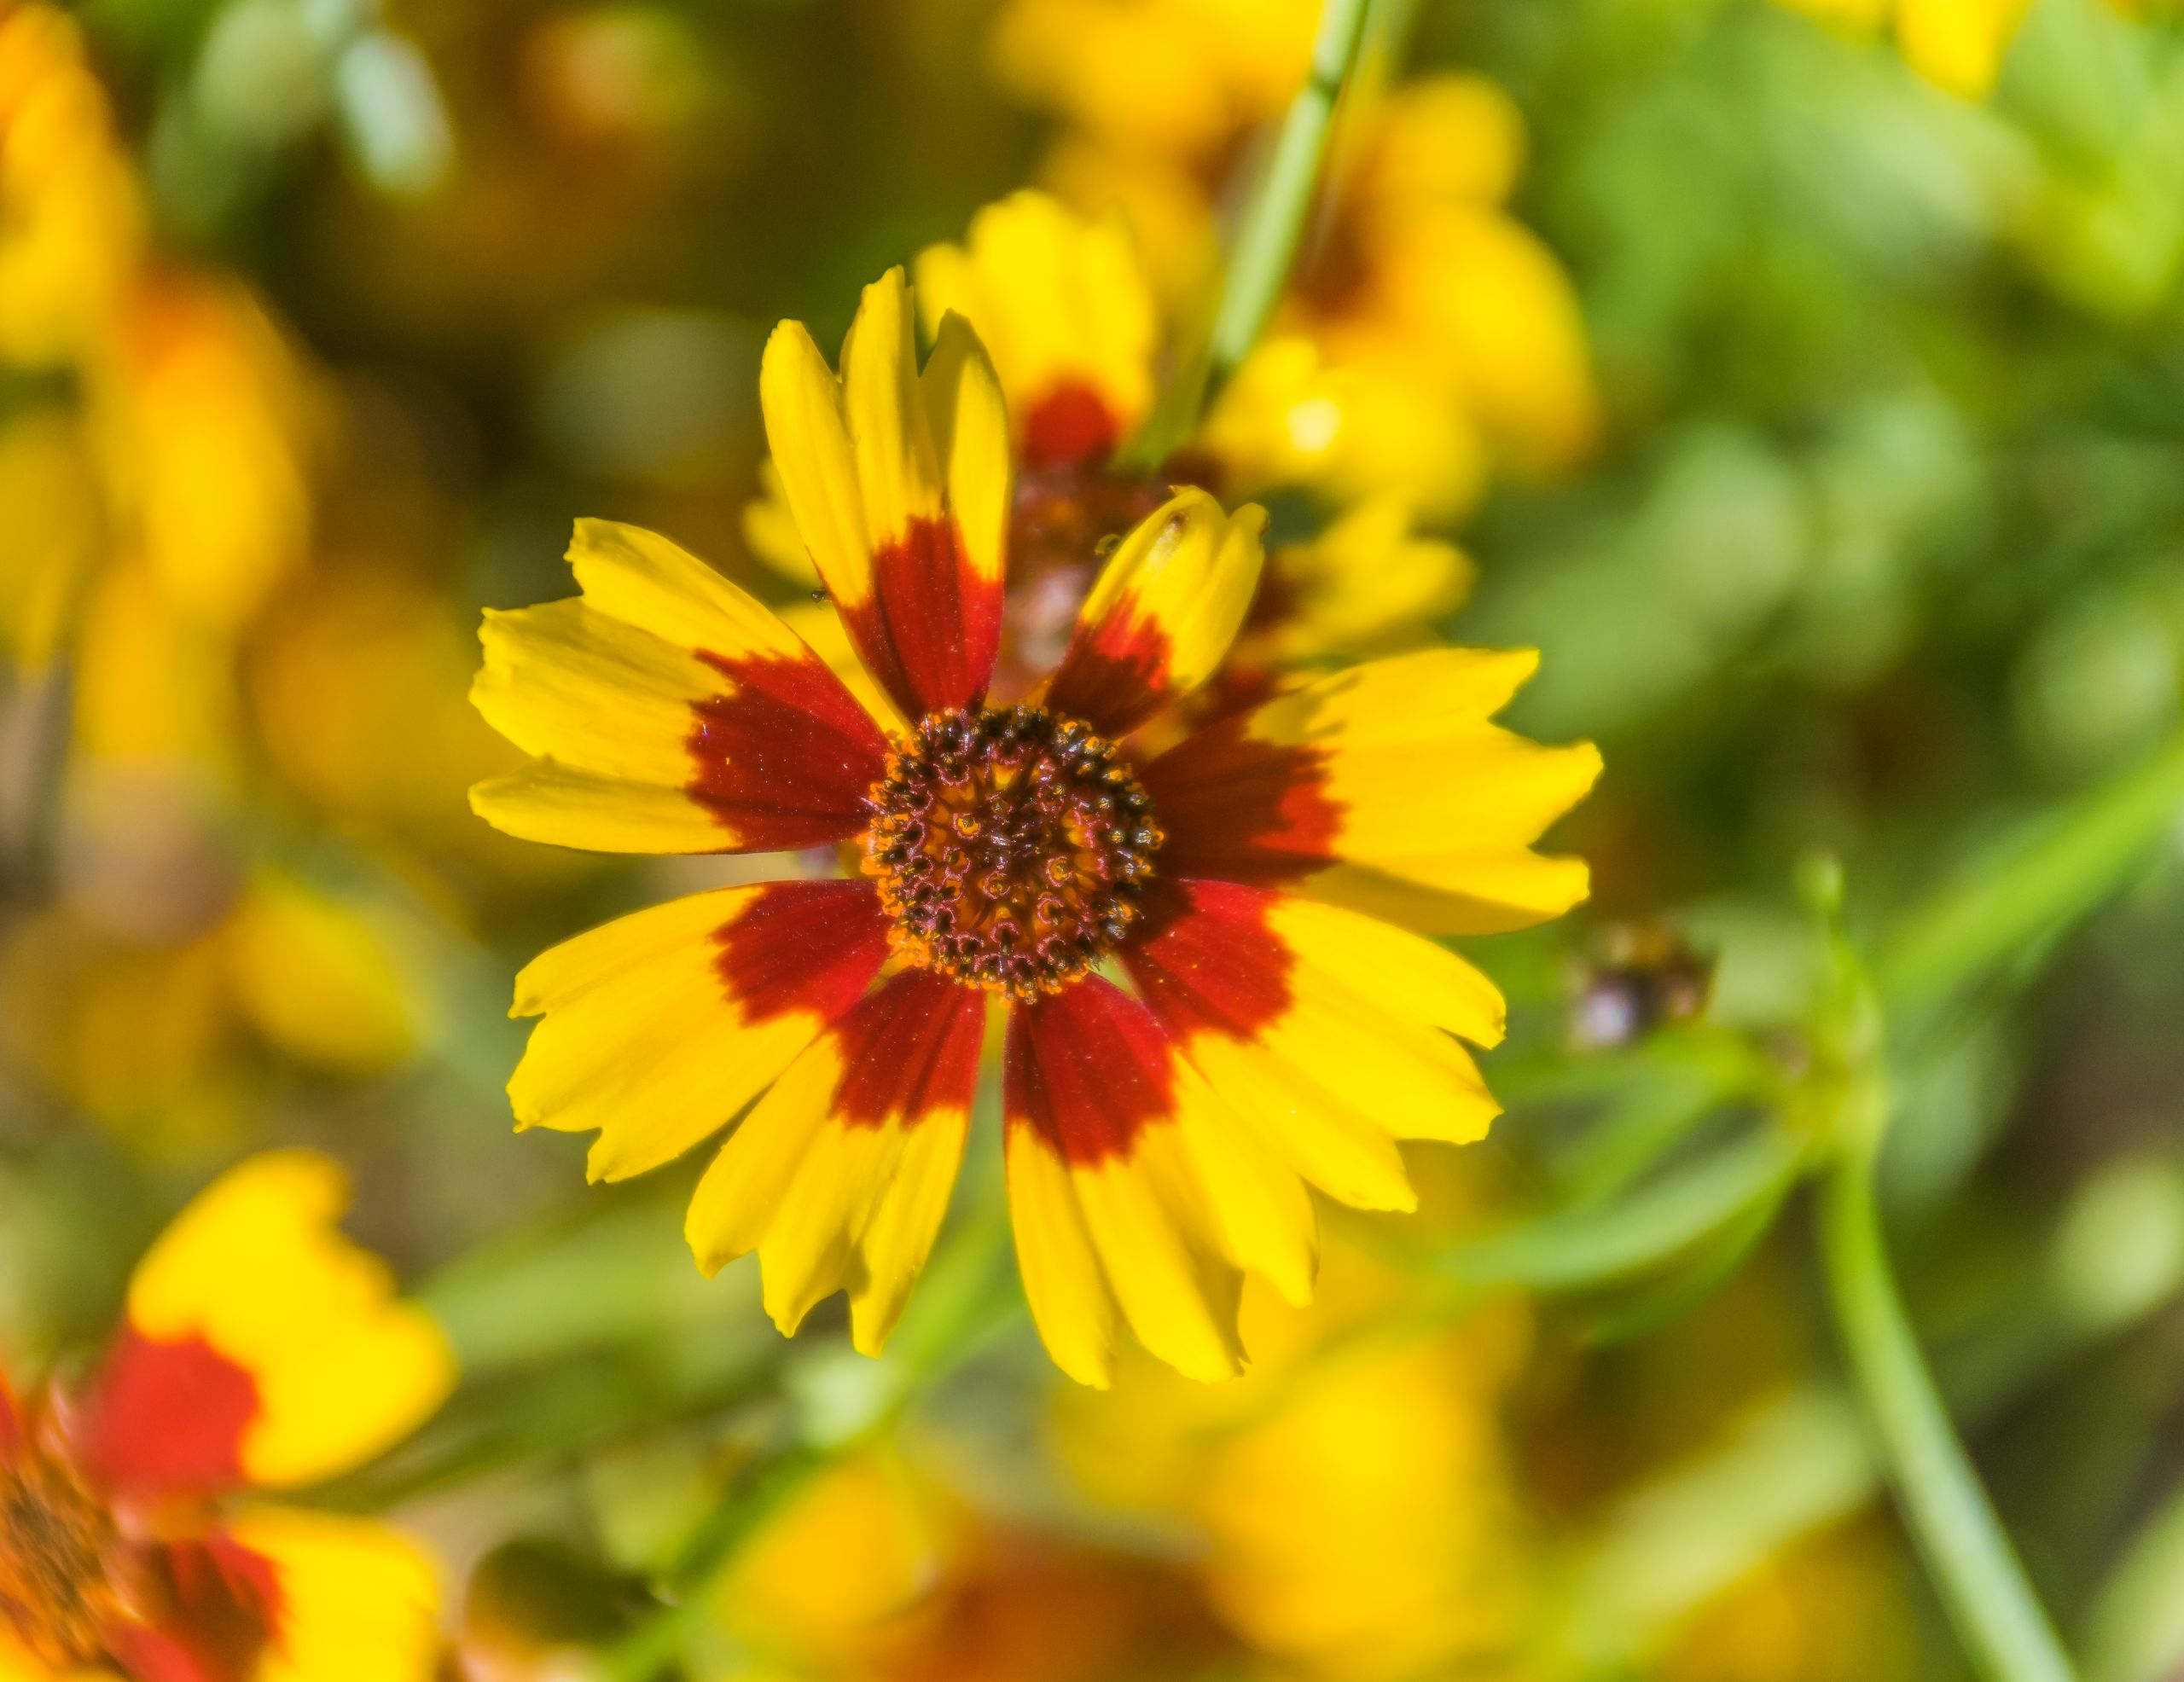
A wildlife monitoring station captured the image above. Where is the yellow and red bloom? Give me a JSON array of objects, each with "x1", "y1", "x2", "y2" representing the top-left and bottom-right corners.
[
  {"x1": 472, "y1": 267, "x2": 1600, "y2": 1386},
  {"x1": 746, "y1": 191, "x2": 1474, "y2": 712},
  {"x1": 0, "y1": 1151, "x2": 454, "y2": 1680}
]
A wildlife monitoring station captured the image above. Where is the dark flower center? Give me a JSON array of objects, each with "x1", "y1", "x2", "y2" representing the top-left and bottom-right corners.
[
  {"x1": 0, "y1": 1441, "x2": 122, "y2": 1667},
  {"x1": 863, "y1": 705, "x2": 1164, "y2": 1000}
]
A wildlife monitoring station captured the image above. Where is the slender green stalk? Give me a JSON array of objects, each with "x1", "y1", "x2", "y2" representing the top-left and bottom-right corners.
[
  {"x1": 1119, "y1": 0, "x2": 1374, "y2": 465},
  {"x1": 1205, "y1": 0, "x2": 1372, "y2": 375},
  {"x1": 1819, "y1": 1151, "x2": 2078, "y2": 1682}
]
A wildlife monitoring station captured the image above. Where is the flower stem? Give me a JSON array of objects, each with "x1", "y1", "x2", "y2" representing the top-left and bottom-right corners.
[
  {"x1": 1204, "y1": 0, "x2": 1373, "y2": 378},
  {"x1": 1818, "y1": 1151, "x2": 2079, "y2": 1682},
  {"x1": 1118, "y1": 0, "x2": 1374, "y2": 467}
]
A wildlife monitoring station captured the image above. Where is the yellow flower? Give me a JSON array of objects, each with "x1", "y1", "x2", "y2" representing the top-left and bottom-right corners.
[
  {"x1": 470, "y1": 267, "x2": 1600, "y2": 1384},
  {"x1": 1058, "y1": 1238, "x2": 1542, "y2": 1681},
  {"x1": 0, "y1": 1151, "x2": 453, "y2": 1680}
]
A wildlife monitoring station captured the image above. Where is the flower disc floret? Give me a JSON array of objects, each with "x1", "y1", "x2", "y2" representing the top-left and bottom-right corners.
[
  {"x1": 0, "y1": 1441, "x2": 124, "y2": 1667},
  {"x1": 863, "y1": 704, "x2": 1164, "y2": 1000}
]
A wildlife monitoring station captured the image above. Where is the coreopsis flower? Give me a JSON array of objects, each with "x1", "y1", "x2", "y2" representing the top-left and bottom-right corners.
[
  {"x1": 746, "y1": 190, "x2": 1475, "y2": 710},
  {"x1": 0, "y1": 1151, "x2": 454, "y2": 1679},
  {"x1": 471, "y1": 268, "x2": 1600, "y2": 1385}
]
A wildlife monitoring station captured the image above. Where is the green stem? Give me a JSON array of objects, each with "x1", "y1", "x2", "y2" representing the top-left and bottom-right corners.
[
  {"x1": 1205, "y1": 0, "x2": 1372, "y2": 376},
  {"x1": 1818, "y1": 1152, "x2": 2078, "y2": 1682},
  {"x1": 1118, "y1": 0, "x2": 1374, "y2": 466}
]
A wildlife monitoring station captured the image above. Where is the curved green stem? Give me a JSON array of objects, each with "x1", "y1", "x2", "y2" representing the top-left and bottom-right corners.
[
  {"x1": 1204, "y1": 0, "x2": 1372, "y2": 376},
  {"x1": 1819, "y1": 1152, "x2": 2078, "y2": 1682},
  {"x1": 1119, "y1": 0, "x2": 1374, "y2": 466}
]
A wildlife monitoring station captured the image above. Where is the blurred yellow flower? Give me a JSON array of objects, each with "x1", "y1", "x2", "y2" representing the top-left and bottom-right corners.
[
  {"x1": 0, "y1": 1151, "x2": 451, "y2": 1679},
  {"x1": 72, "y1": 557, "x2": 244, "y2": 774},
  {"x1": 95, "y1": 274, "x2": 317, "y2": 637},
  {"x1": 715, "y1": 1451, "x2": 945, "y2": 1673},
  {"x1": 990, "y1": 0, "x2": 1600, "y2": 519},
  {"x1": 1771, "y1": 0, "x2": 2151, "y2": 96},
  {"x1": 0, "y1": 859, "x2": 417, "y2": 1147},
  {"x1": 1664, "y1": 1519, "x2": 1922, "y2": 1682},
  {"x1": 1058, "y1": 1237, "x2": 1542, "y2": 1681},
  {"x1": 1214, "y1": 76, "x2": 1599, "y2": 516},
  {"x1": 0, "y1": 2, "x2": 140, "y2": 368},
  {"x1": 991, "y1": 0, "x2": 1316, "y2": 164},
  {"x1": 224, "y1": 871, "x2": 415, "y2": 1076},
  {"x1": 708, "y1": 1448, "x2": 1241, "y2": 1682}
]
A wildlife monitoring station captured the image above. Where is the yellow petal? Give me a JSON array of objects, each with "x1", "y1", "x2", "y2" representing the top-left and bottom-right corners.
[
  {"x1": 1147, "y1": 647, "x2": 1601, "y2": 935},
  {"x1": 1124, "y1": 882, "x2": 1508, "y2": 1207},
  {"x1": 1167, "y1": 1065, "x2": 1317, "y2": 1308},
  {"x1": 1005, "y1": 1122, "x2": 1121, "y2": 1389},
  {"x1": 919, "y1": 310, "x2": 1011, "y2": 588},
  {"x1": 1068, "y1": 1144, "x2": 1244, "y2": 1383},
  {"x1": 1044, "y1": 489, "x2": 1266, "y2": 734},
  {"x1": 125, "y1": 1151, "x2": 454, "y2": 1488},
  {"x1": 758, "y1": 317, "x2": 873, "y2": 609},
  {"x1": 740, "y1": 459, "x2": 820, "y2": 586},
  {"x1": 758, "y1": 271, "x2": 1006, "y2": 716},
  {"x1": 1002, "y1": 980, "x2": 1262, "y2": 1383},
  {"x1": 469, "y1": 520, "x2": 889, "y2": 856},
  {"x1": 468, "y1": 763, "x2": 732, "y2": 853},
  {"x1": 564, "y1": 517, "x2": 825, "y2": 662},
  {"x1": 1260, "y1": 496, "x2": 1474, "y2": 663},
  {"x1": 839, "y1": 266, "x2": 944, "y2": 556},
  {"x1": 473, "y1": 597, "x2": 720, "y2": 786},
  {"x1": 509, "y1": 883, "x2": 889, "y2": 1182},
  {"x1": 682, "y1": 972, "x2": 983, "y2": 1350},
  {"x1": 225, "y1": 1506, "x2": 439, "y2": 1682}
]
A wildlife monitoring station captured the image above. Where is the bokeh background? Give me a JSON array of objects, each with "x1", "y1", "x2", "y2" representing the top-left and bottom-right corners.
[{"x1": 5, "y1": 0, "x2": 2184, "y2": 1677}]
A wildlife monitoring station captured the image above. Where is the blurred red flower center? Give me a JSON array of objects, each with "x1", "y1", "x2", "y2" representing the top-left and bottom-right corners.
[
  {"x1": 0, "y1": 1441, "x2": 121, "y2": 1666},
  {"x1": 863, "y1": 705, "x2": 1164, "y2": 1000},
  {"x1": 1002, "y1": 464, "x2": 1187, "y2": 687}
]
